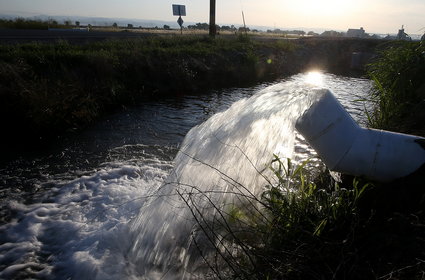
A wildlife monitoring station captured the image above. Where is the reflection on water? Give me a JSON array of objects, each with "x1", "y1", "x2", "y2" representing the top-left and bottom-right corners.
[{"x1": 305, "y1": 70, "x2": 324, "y2": 86}]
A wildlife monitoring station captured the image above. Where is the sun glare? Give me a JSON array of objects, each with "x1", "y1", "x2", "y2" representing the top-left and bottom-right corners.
[{"x1": 305, "y1": 71, "x2": 324, "y2": 86}]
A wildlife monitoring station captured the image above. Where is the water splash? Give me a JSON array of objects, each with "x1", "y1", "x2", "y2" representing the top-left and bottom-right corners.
[{"x1": 128, "y1": 81, "x2": 326, "y2": 278}]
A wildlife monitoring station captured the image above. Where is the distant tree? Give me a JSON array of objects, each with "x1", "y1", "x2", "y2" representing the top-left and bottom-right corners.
[
  {"x1": 290, "y1": 30, "x2": 305, "y2": 35},
  {"x1": 49, "y1": 19, "x2": 58, "y2": 26},
  {"x1": 320, "y1": 30, "x2": 343, "y2": 37},
  {"x1": 112, "y1": 22, "x2": 118, "y2": 28},
  {"x1": 307, "y1": 31, "x2": 318, "y2": 36},
  {"x1": 75, "y1": 21, "x2": 80, "y2": 27},
  {"x1": 238, "y1": 26, "x2": 250, "y2": 33},
  {"x1": 64, "y1": 19, "x2": 72, "y2": 26},
  {"x1": 163, "y1": 24, "x2": 170, "y2": 30},
  {"x1": 188, "y1": 22, "x2": 209, "y2": 30}
]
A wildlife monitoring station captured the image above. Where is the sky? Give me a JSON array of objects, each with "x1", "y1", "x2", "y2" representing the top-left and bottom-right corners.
[{"x1": 0, "y1": 0, "x2": 424, "y2": 34}]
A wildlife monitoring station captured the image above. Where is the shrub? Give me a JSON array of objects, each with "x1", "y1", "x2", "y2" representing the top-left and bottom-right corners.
[{"x1": 367, "y1": 41, "x2": 425, "y2": 135}]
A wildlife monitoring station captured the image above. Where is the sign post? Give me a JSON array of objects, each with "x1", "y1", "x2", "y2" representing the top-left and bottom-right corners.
[{"x1": 172, "y1": 4, "x2": 186, "y2": 34}]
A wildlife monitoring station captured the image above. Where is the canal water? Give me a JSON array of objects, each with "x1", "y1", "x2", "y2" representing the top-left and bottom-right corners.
[{"x1": 0, "y1": 73, "x2": 372, "y2": 279}]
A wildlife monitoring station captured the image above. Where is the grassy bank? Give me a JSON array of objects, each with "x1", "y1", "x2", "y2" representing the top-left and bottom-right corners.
[
  {"x1": 0, "y1": 18, "x2": 71, "y2": 30},
  {"x1": 367, "y1": 41, "x2": 425, "y2": 136},
  {"x1": 0, "y1": 34, "x2": 384, "y2": 158},
  {"x1": 0, "y1": 35, "x2": 297, "y2": 157}
]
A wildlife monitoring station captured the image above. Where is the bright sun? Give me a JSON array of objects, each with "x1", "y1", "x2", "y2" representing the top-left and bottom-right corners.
[{"x1": 305, "y1": 71, "x2": 324, "y2": 86}]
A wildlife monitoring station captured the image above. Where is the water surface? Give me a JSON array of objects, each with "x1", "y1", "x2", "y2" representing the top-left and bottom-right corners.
[{"x1": 0, "y1": 72, "x2": 372, "y2": 279}]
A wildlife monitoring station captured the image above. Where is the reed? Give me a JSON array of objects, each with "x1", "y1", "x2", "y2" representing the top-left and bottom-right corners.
[
  {"x1": 367, "y1": 41, "x2": 425, "y2": 135},
  {"x1": 182, "y1": 154, "x2": 425, "y2": 279},
  {"x1": 181, "y1": 157, "x2": 372, "y2": 279}
]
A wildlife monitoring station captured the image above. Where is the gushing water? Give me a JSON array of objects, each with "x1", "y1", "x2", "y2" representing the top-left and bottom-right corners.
[
  {"x1": 0, "y1": 73, "x2": 372, "y2": 279},
  {"x1": 127, "y1": 81, "x2": 327, "y2": 278}
]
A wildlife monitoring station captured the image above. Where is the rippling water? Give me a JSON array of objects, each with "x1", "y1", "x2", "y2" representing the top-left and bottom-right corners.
[{"x1": 0, "y1": 73, "x2": 372, "y2": 279}]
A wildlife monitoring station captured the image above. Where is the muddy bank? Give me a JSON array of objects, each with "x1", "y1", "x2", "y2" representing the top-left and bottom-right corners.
[{"x1": 0, "y1": 36, "x2": 382, "y2": 159}]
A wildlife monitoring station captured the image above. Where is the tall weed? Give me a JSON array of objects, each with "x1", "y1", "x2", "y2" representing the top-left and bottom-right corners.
[{"x1": 367, "y1": 41, "x2": 425, "y2": 134}]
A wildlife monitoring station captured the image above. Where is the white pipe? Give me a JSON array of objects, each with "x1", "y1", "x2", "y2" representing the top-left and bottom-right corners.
[{"x1": 295, "y1": 89, "x2": 425, "y2": 182}]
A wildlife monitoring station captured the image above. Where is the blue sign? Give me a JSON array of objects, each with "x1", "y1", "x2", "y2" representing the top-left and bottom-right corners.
[{"x1": 172, "y1": 4, "x2": 186, "y2": 16}]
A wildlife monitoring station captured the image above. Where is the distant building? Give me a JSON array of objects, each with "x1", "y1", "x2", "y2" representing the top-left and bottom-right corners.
[
  {"x1": 383, "y1": 26, "x2": 413, "y2": 41},
  {"x1": 346, "y1": 27, "x2": 366, "y2": 38},
  {"x1": 397, "y1": 25, "x2": 411, "y2": 41}
]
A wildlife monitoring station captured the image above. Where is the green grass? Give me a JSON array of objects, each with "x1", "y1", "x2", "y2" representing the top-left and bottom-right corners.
[
  {"x1": 186, "y1": 157, "x2": 374, "y2": 279},
  {"x1": 183, "y1": 155, "x2": 425, "y2": 279},
  {"x1": 366, "y1": 41, "x2": 425, "y2": 135}
]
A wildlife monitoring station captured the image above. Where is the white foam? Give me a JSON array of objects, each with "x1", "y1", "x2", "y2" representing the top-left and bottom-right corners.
[{"x1": 0, "y1": 156, "x2": 172, "y2": 279}]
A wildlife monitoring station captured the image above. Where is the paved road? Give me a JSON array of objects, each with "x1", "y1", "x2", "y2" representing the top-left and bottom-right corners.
[{"x1": 0, "y1": 28, "x2": 155, "y2": 44}]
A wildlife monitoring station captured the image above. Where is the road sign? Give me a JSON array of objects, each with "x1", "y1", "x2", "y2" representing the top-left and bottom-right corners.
[
  {"x1": 172, "y1": 4, "x2": 186, "y2": 16},
  {"x1": 177, "y1": 16, "x2": 184, "y2": 27}
]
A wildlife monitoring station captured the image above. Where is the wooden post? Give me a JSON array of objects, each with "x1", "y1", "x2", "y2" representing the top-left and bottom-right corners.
[{"x1": 209, "y1": 0, "x2": 216, "y2": 37}]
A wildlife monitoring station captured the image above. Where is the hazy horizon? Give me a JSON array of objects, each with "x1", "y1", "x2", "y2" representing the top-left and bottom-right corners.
[{"x1": 0, "y1": 0, "x2": 424, "y2": 35}]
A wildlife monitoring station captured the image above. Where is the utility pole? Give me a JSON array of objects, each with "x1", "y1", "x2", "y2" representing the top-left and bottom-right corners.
[
  {"x1": 209, "y1": 0, "x2": 216, "y2": 37},
  {"x1": 242, "y1": 10, "x2": 247, "y2": 35}
]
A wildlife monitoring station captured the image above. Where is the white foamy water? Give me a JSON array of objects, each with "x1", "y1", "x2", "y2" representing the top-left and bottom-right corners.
[
  {"x1": 1, "y1": 149, "x2": 173, "y2": 279},
  {"x1": 0, "y1": 73, "x2": 372, "y2": 279}
]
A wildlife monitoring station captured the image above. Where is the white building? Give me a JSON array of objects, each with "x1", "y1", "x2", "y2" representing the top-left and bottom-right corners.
[{"x1": 346, "y1": 27, "x2": 366, "y2": 38}]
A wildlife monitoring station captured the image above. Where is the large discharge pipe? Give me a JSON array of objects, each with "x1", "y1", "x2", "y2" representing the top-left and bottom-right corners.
[{"x1": 295, "y1": 89, "x2": 425, "y2": 182}]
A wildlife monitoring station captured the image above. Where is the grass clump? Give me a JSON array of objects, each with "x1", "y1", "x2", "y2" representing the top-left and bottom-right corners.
[
  {"x1": 367, "y1": 41, "x2": 425, "y2": 135},
  {"x1": 215, "y1": 158, "x2": 374, "y2": 279},
  {"x1": 188, "y1": 156, "x2": 425, "y2": 279}
]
